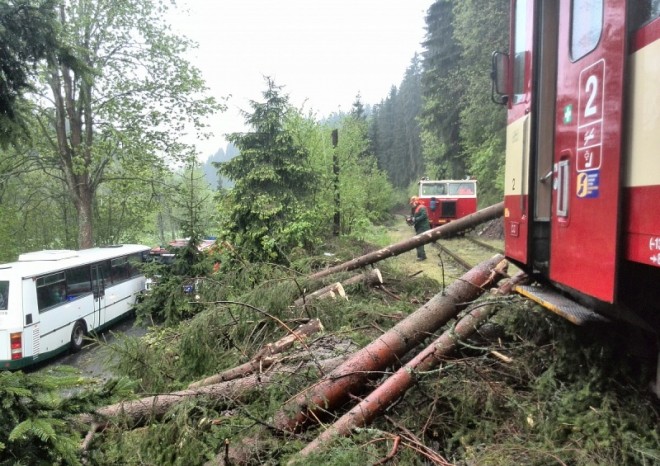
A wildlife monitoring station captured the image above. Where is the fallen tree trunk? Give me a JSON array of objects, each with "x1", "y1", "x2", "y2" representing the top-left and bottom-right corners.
[
  {"x1": 297, "y1": 271, "x2": 528, "y2": 459},
  {"x1": 309, "y1": 202, "x2": 504, "y2": 281},
  {"x1": 273, "y1": 254, "x2": 508, "y2": 432},
  {"x1": 78, "y1": 354, "x2": 347, "y2": 434},
  {"x1": 188, "y1": 318, "x2": 324, "y2": 389},
  {"x1": 294, "y1": 268, "x2": 383, "y2": 307}
]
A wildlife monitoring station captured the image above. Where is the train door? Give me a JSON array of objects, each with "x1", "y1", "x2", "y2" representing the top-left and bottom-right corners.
[
  {"x1": 91, "y1": 264, "x2": 106, "y2": 327},
  {"x1": 529, "y1": 1, "x2": 560, "y2": 274},
  {"x1": 549, "y1": 0, "x2": 627, "y2": 302},
  {"x1": 503, "y1": 0, "x2": 534, "y2": 266},
  {"x1": 503, "y1": 0, "x2": 559, "y2": 270}
]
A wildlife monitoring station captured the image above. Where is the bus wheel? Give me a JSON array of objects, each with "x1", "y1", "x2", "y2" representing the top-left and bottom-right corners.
[{"x1": 70, "y1": 321, "x2": 86, "y2": 352}]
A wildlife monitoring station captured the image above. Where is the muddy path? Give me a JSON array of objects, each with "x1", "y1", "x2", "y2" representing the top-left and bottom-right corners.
[{"x1": 37, "y1": 317, "x2": 148, "y2": 381}]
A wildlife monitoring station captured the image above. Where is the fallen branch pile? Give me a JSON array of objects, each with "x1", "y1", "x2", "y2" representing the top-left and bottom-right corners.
[
  {"x1": 274, "y1": 254, "x2": 508, "y2": 433},
  {"x1": 206, "y1": 255, "x2": 509, "y2": 464},
  {"x1": 297, "y1": 271, "x2": 527, "y2": 459},
  {"x1": 189, "y1": 318, "x2": 324, "y2": 388}
]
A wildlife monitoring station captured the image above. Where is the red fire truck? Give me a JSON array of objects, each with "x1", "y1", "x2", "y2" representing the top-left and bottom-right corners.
[
  {"x1": 491, "y1": 0, "x2": 659, "y2": 389},
  {"x1": 416, "y1": 179, "x2": 478, "y2": 228}
]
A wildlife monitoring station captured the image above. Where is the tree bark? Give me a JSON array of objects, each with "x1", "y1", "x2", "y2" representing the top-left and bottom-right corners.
[
  {"x1": 75, "y1": 184, "x2": 94, "y2": 248},
  {"x1": 297, "y1": 272, "x2": 528, "y2": 459},
  {"x1": 309, "y1": 202, "x2": 504, "y2": 280},
  {"x1": 49, "y1": 56, "x2": 96, "y2": 249},
  {"x1": 272, "y1": 255, "x2": 508, "y2": 432}
]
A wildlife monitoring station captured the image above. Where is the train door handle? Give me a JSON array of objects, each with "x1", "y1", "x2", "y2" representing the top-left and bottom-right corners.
[
  {"x1": 556, "y1": 158, "x2": 570, "y2": 218},
  {"x1": 540, "y1": 170, "x2": 553, "y2": 183}
]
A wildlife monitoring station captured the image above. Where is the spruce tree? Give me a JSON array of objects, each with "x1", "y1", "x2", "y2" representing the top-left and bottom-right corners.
[
  {"x1": 419, "y1": 0, "x2": 463, "y2": 179},
  {"x1": 0, "y1": 0, "x2": 62, "y2": 146},
  {"x1": 217, "y1": 78, "x2": 316, "y2": 263}
]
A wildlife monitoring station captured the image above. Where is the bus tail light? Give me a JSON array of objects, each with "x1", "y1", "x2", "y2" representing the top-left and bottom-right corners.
[{"x1": 10, "y1": 332, "x2": 22, "y2": 360}]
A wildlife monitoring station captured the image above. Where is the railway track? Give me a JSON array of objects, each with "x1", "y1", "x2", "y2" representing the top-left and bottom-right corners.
[{"x1": 431, "y1": 235, "x2": 505, "y2": 275}]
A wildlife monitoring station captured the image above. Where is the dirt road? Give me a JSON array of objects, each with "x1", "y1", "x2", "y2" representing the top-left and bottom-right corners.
[{"x1": 38, "y1": 317, "x2": 148, "y2": 380}]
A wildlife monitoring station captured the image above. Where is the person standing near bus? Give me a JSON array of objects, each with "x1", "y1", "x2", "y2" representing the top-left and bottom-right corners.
[{"x1": 409, "y1": 196, "x2": 430, "y2": 261}]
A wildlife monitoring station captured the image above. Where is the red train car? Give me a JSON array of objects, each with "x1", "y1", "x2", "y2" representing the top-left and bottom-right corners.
[
  {"x1": 492, "y1": 1, "x2": 659, "y2": 391},
  {"x1": 417, "y1": 179, "x2": 478, "y2": 228}
]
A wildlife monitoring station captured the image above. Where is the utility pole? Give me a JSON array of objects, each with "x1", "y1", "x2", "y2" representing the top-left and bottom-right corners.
[{"x1": 332, "y1": 129, "x2": 340, "y2": 236}]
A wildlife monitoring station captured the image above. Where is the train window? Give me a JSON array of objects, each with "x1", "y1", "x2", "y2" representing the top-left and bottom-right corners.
[
  {"x1": 571, "y1": 0, "x2": 603, "y2": 60},
  {"x1": 421, "y1": 183, "x2": 446, "y2": 196},
  {"x1": 448, "y1": 183, "x2": 475, "y2": 195},
  {"x1": 458, "y1": 183, "x2": 475, "y2": 195},
  {"x1": 512, "y1": 0, "x2": 528, "y2": 103},
  {"x1": 629, "y1": 0, "x2": 660, "y2": 31}
]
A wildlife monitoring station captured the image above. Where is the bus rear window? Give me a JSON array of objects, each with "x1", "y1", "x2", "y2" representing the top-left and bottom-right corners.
[{"x1": 0, "y1": 281, "x2": 8, "y2": 310}]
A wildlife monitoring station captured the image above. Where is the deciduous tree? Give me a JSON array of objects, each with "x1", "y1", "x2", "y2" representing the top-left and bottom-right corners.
[{"x1": 32, "y1": 0, "x2": 221, "y2": 248}]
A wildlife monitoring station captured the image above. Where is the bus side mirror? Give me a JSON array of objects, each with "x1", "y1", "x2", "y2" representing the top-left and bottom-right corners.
[{"x1": 491, "y1": 51, "x2": 509, "y2": 105}]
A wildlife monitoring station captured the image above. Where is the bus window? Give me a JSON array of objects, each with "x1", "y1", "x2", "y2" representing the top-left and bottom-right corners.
[
  {"x1": 0, "y1": 281, "x2": 8, "y2": 310},
  {"x1": 127, "y1": 253, "x2": 143, "y2": 277},
  {"x1": 66, "y1": 265, "x2": 92, "y2": 299},
  {"x1": 98, "y1": 260, "x2": 112, "y2": 288},
  {"x1": 571, "y1": 0, "x2": 603, "y2": 60},
  {"x1": 36, "y1": 272, "x2": 67, "y2": 311},
  {"x1": 110, "y1": 254, "x2": 142, "y2": 283},
  {"x1": 111, "y1": 256, "x2": 130, "y2": 283}
]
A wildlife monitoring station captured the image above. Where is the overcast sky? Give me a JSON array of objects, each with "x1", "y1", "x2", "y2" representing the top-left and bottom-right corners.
[{"x1": 168, "y1": 0, "x2": 433, "y2": 159}]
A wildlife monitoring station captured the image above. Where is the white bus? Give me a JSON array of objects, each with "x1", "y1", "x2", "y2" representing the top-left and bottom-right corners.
[{"x1": 0, "y1": 244, "x2": 150, "y2": 370}]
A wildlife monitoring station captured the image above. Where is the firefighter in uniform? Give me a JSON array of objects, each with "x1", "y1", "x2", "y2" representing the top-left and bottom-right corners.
[{"x1": 408, "y1": 196, "x2": 430, "y2": 261}]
